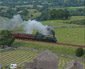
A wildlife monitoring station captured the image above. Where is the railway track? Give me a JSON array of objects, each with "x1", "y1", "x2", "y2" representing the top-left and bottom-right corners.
[{"x1": 16, "y1": 39, "x2": 85, "y2": 48}]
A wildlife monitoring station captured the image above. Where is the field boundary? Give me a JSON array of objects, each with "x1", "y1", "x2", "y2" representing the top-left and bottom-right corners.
[
  {"x1": 0, "y1": 47, "x2": 85, "y2": 60},
  {"x1": 16, "y1": 39, "x2": 85, "y2": 48},
  {"x1": 53, "y1": 25, "x2": 85, "y2": 28}
]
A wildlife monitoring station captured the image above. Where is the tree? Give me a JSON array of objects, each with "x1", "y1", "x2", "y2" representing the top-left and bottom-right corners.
[
  {"x1": 63, "y1": 9, "x2": 71, "y2": 19},
  {"x1": 20, "y1": 9, "x2": 28, "y2": 16},
  {"x1": 36, "y1": 11, "x2": 49, "y2": 21},
  {"x1": 76, "y1": 47, "x2": 84, "y2": 57},
  {"x1": 33, "y1": 5, "x2": 38, "y2": 9},
  {"x1": 49, "y1": 9, "x2": 57, "y2": 20},
  {"x1": 0, "y1": 30, "x2": 15, "y2": 48}
]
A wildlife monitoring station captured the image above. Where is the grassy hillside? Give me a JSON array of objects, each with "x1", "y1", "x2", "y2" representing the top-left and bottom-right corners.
[
  {"x1": 0, "y1": 16, "x2": 84, "y2": 25},
  {"x1": 0, "y1": 15, "x2": 85, "y2": 69},
  {"x1": 0, "y1": 16, "x2": 9, "y2": 24},
  {"x1": 41, "y1": 16, "x2": 85, "y2": 26},
  {"x1": 27, "y1": 9, "x2": 41, "y2": 19},
  {"x1": 0, "y1": 49, "x2": 39, "y2": 66},
  {"x1": 41, "y1": 16, "x2": 85, "y2": 45},
  {"x1": 55, "y1": 27, "x2": 85, "y2": 45},
  {"x1": 0, "y1": 49, "x2": 85, "y2": 69},
  {"x1": 55, "y1": 6, "x2": 85, "y2": 10},
  {"x1": 13, "y1": 40, "x2": 85, "y2": 57},
  {"x1": 0, "y1": 16, "x2": 84, "y2": 45}
]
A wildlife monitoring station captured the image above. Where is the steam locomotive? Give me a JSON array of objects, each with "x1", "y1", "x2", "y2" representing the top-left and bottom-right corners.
[{"x1": 12, "y1": 32, "x2": 57, "y2": 42}]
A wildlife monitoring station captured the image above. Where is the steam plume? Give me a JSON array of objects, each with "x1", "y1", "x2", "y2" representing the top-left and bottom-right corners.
[
  {"x1": 23, "y1": 20, "x2": 48, "y2": 35},
  {"x1": 0, "y1": 14, "x2": 22, "y2": 30},
  {"x1": 0, "y1": 14, "x2": 55, "y2": 35}
]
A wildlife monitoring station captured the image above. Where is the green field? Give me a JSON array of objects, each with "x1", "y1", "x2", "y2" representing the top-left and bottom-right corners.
[
  {"x1": 54, "y1": 6, "x2": 85, "y2": 11},
  {"x1": 41, "y1": 16, "x2": 85, "y2": 26},
  {"x1": 0, "y1": 49, "x2": 39, "y2": 68},
  {"x1": 41, "y1": 16, "x2": 85, "y2": 45},
  {"x1": 28, "y1": 9, "x2": 41, "y2": 19},
  {"x1": 0, "y1": 49, "x2": 85, "y2": 69},
  {"x1": 14, "y1": 27, "x2": 85, "y2": 45},
  {"x1": 55, "y1": 27, "x2": 85, "y2": 45},
  {"x1": 0, "y1": 16, "x2": 84, "y2": 25},
  {"x1": 0, "y1": 16, "x2": 85, "y2": 45},
  {"x1": 13, "y1": 40, "x2": 85, "y2": 57},
  {"x1": 0, "y1": 15, "x2": 85, "y2": 69},
  {"x1": 0, "y1": 16, "x2": 9, "y2": 24}
]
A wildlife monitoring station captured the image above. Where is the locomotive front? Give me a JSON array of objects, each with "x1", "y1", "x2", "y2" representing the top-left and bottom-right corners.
[{"x1": 35, "y1": 25, "x2": 57, "y2": 42}]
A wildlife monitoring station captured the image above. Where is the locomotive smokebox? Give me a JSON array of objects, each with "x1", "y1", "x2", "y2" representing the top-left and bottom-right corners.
[
  {"x1": 46, "y1": 25, "x2": 57, "y2": 42},
  {"x1": 47, "y1": 25, "x2": 55, "y2": 37}
]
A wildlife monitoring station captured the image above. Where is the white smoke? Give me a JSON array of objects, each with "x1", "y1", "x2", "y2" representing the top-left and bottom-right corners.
[
  {"x1": 23, "y1": 20, "x2": 48, "y2": 35},
  {"x1": 0, "y1": 14, "x2": 22, "y2": 30},
  {"x1": 0, "y1": 14, "x2": 54, "y2": 35}
]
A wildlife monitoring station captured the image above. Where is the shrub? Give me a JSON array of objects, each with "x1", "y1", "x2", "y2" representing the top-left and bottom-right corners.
[{"x1": 76, "y1": 47, "x2": 84, "y2": 57}]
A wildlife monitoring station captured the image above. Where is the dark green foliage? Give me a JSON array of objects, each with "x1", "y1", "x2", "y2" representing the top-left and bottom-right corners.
[
  {"x1": 49, "y1": 9, "x2": 57, "y2": 20},
  {"x1": 20, "y1": 9, "x2": 29, "y2": 20},
  {"x1": 37, "y1": 9, "x2": 71, "y2": 21},
  {"x1": 33, "y1": 5, "x2": 38, "y2": 9},
  {"x1": 0, "y1": 30, "x2": 15, "y2": 48},
  {"x1": 49, "y1": 9, "x2": 71, "y2": 20},
  {"x1": 69, "y1": 8, "x2": 85, "y2": 16},
  {"x1": 36, "y1": 11, "x2": 49, "y2": 21},
  {"x1": 68, "y1": 19, "x2": 85, "y2": 25},
  {"x1": 0, "y1": 9, "x2": 17, "y2": 18},
  {"x1": 0, "y1": 0, "x2": 84, "y2": 19},
  {"x1": 76, "y1": 48, "x2": 84, "y2": 57},
  {"x1": 0, "y1": 0, "x2": 84, "y2": 7},
  {"x1": 20, "y1": 9, "x2": 28, "y2": 16}
]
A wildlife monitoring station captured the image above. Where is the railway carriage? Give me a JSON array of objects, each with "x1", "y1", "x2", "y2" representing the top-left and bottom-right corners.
[{"x1": 12, "y1": 33, "x2": 57, "y2": 42}]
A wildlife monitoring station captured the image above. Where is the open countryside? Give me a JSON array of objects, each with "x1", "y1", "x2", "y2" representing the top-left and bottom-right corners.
[{"x1": 0, "y1": 0, "x2": 85, "y2": 69}]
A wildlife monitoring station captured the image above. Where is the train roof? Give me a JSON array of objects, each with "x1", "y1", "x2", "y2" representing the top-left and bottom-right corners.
[{"x1": 12, "y1": 32, "x2": 35, "y2": 36}]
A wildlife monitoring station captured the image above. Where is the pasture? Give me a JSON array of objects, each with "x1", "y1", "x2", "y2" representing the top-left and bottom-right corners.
[
  {"x1": 0, "y1": 16, "x2": 9, "y2": 24},
  {"x1": 0, "y1": 49, "x2": 85, "y2": 69},
  {"x1": 55, "y1": 27, "x2": 85, "y2": 45},
  {"x1": 13, "y1": 27, "x2": 85, "y2": 46},
  {"x1": 28, "y1": 9, "x2": 41, "y2": 19},
  {"x1": 54, "y1": 6, "x2": 85, "y2": 11},
  {"x1": 41, "y1": 16, "x2": 85, "y2": 45},
  {"x1": 13, "y1": 40, "x2": 85, "y2": 57},
  {"x1": 41, "y1": 16, "x2": 85, "y2": 26},
  {"x1": 0, "y1": 16, "x2": 85, "y2": 45},
  {"x1": 0, "y1": 15, "x2": 85, "y2": 69}
]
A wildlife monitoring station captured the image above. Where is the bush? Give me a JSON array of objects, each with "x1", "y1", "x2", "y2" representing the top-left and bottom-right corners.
[
  {"x1": 68, "y1": 19, "x2": 85, "y2": 25},
  {"x1": 76, "y1": 47, "x2": 84, "y2": 57},
  {"x1": 0, "y1": 30, "x2": 15, "y2": 48}
]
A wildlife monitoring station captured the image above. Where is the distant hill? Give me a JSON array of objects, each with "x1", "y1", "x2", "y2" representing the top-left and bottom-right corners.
[
  {"x1": 0, "y1": 0, "x2": 84, "y2": 19},
  {"x1": 0, "y1": 0, "x2": 84, "y2": 8}
]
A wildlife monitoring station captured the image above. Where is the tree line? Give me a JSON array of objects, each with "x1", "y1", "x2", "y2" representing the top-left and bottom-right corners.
[
  {"x1": 0, "y1": 30, "x2": 15, "y2": 48},
  {"x1": 0, "y1": 8, "x2": 71, "y2": 21},
  {"x1": 0, "y1": 0, "x2": 84, "y2": 8},
  {"x1": 36, "y1": 9, "x2": 71, "y2": 21}
]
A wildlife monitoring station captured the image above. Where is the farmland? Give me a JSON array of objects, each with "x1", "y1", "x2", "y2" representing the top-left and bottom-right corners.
[
  {"x1": 0, "y1": 16, "x2": 9, "y2": 24},
  {"x1": 13, "y1": 40, "x2": 85, "y2": 57},
  {"x1": 0, "y1": 16, "x2": 85, "y2": 45},
  {"x1": 0, "y1": 15, "x2": 85, "y2": 68},
  {"x1": 0, "y1": 49, "x2": 85, "y2": 69},
  {"x1": 0, "y1": 0, "x2": 85, "y2": 68},
  {"x1": 41, "y1": 16, "x2": 85, "y2": 26},
  {"x1": 54, "y1": 6, "x2": 85, "y2": 10},
  {"x1": 55, "y1": 27, "x2": 85, "y2": 45}
]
